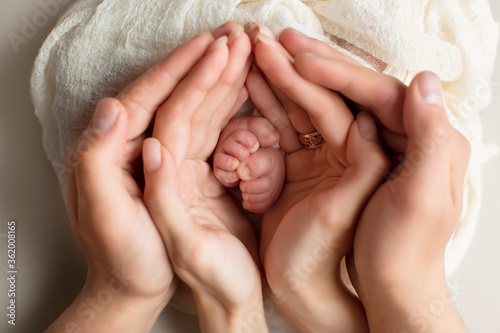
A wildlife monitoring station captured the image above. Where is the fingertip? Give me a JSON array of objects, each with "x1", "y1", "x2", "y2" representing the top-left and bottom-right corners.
[
  {"x1": 237, "y1": 163, "x2": 251, "y2": 181},
  {"x1": 404, "y1": 72, "x2": 450, "y2": 138},
  {"x1": 91, "y1": 98, "x2": 121, "y2": 132},
  {"x1": 207, "y1": 35, "x2": 229, "y2": 53},
  {"x1": 415, "y1": 72, "x2": 444, "y2": 107},
  {"x1": 356, "y1": 112, "x2": 378, "y2": 142},
  {"x1": 348, "y1": 114, "x2": 390, "y2": 173},
  {"x1": 143, "y1": 138, "x2": 162, "y2": 173}
]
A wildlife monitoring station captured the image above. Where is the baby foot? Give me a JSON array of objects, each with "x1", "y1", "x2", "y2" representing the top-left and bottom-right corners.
[{"x1": 214, "y1": 116, "x2": 285, "y2": 213}]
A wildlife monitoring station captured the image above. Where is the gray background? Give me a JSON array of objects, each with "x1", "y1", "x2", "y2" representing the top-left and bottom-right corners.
[{"x1": 0, "y1": 0, "x2": 499, "y2": 332}]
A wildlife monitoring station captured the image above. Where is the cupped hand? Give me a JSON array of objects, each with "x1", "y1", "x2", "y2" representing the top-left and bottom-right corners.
[
  {"x1": 245, "y1": 25, "x2": 390, "y2": 332},
  {"x1": 142, "y1": 23, "x2": 268, "y2": 332},
  {"x1": 276, "y1": 28, "x2": 468, "y2": 332},
  {"x1": 56, "y1": 32, "x2": 222, "y2": 332}
]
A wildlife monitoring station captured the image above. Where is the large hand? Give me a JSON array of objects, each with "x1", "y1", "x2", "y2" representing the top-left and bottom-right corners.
[
  {"x1": 48, "y1": 33, "x2": 220, "y2": 332},
  {"x1": 142, "y1": 23, "x2": 268, "y2": 333},
  {"x1": 280, "y1": 29, "x2": 469, "y2": 333},
  {"x1": 245, "y1": 25, "x2": 389, "y2": 332}
]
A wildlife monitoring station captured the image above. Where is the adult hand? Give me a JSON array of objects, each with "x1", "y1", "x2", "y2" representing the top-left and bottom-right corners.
[
  {"x1": 142, "y1": 23, "x2": 269, "y2": 333},
  {"x1": 245, "y1": 24, "x2": 390, "y2": 332},
  {"x1": 256, "y1": 27, "x2": 468, "y2": 333},
  {"x1": 46, "y1": 31, "x2": 225, "y2": 333}
]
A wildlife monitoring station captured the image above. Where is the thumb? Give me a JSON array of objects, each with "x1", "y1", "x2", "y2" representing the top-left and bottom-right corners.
[
  {"x1": 390, "y1": 72, "x2": 454, "y2": 195},
  {"x1": 142, "y1": 138, "x2": 196, "y2": 246},
  {"x1": 73, "y1": 98, "x2": 130, "y2": 210},
  {"x1": 335, "y1": 112, "x2": 391, "y2": 223}
]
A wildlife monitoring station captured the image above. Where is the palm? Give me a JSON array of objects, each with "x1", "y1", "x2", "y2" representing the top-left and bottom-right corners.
[
  {"x1": 165, "y1": 157, "x2": 261, "y2": 306},
  {"x1": 262, "y1": 144, "x2": 352, "y2": 278}
]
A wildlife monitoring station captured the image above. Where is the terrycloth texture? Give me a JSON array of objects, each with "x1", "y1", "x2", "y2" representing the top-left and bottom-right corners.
[{"x1": 32, "y1": 0, "x2": 497, "y2": 317}]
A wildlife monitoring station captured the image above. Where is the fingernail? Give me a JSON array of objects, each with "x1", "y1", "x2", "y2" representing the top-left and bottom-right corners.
[
  {"x1": 255, "y1": 34, "x2": 295, "y2": 63},
  {"x1": 255, "y1": 33, "x2": 277, "y2": 47},
  {"x1": 228, "y1": 25, "x2": 244, "y2": 46},
  {"x1": 244, "y1": 22, "x2": 258, "y2": 33},
  {"x1": 269, "y1": 129, "x2": 279, "y2": 142},
  {"x1": 208, "y1": 36, "x2": 228, "y2": 52},
  {"x1": 263, "y1": 128, "x2": 279, "y2": 142},
  {"x1": 419, "y1": 72, "x2": 443, "y2": 106},
  {"x1": 238, "y1": 164, "x2": 251, "y2": 180},
  {"x1": 357, "y1": 112, "x2": 378, "y2": 141},
  {"x1": 291, "y1": 28, "x2": 306, "y2": 37},
  {"x1": 91, "y1": 100, "x2": 119, "y2": 132},
  {"x1": 257, "y1": 24, "x2": 275, "y2": 39},
  {"x1": 144, "y1": 138, "x2": 162, "y2": 172}
]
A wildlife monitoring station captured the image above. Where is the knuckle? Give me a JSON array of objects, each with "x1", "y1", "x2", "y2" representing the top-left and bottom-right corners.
[
  {"x1": 309, "y1": 193, "x2": 352, "y2": 233},
  {"x1": 70, "y1": 129, "x2": 104, "y2": 173}
]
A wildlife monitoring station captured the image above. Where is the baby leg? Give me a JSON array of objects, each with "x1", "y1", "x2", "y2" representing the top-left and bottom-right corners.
[{"x1": 214, "y1": 116, "x2": 285, "y2": 213}]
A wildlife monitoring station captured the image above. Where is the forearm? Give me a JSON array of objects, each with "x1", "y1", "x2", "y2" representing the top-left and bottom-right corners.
[
  {"x1": 45, "y1": 279, "x2": 168, "y2": 333},
  {"x1": 194, "y1": 291, "x2": 269, "y2": 333},
  {"x1": 360, "y1": 277, "x2": 465, "y2": 333}
]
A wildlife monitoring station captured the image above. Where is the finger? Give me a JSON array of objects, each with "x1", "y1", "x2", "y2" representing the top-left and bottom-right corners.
[
  {"x1": 329, "y1": 113, "x2": 390, "y2": 234},
  {"x1": 73, "y1": 99, "x2": 132, "y2": 225},
  {"x1": 200, "y1": 25, "x2": 253, "y2": 132},
  {"x1": 279, "y1": 28, "x2": 361, "y2": 66},
  {"x1": 228, "y1": 86, "x2": 250, "y2": 118},
  {"x1": 212, "y1": 21, "x2": 241, "y2": 39},
  {"x1": 116, "y1": 32, "x2": 214, "y2": 140},
  {"x1": 245, "y1": 25, "x2": 316, "y2": 136},
  {"x1": 390, "y1": 73, "x2": 467, "y2": 203},
  {"x1": 237, "y1": 147, "x2": 284, "y2": 182},
  {"x1": 246, "y1": 67, "x2": 302, "y2": 153},
  {"x1": 254, "y1": 35, "x2": 354, "y2": 157},
  {"x1": 245, "y1": 23, "x2": 294, "y2": 61},
  {"x1": 268, "y1": 83, "x2": 316, "y2": 135},
  {"x1": 152, "y1": 36, "x2": 229, "y2": 162},
  {"x1": 142, "y1": 138, "x2": 197, "y2": 245},
  {"x1": 294, "y1": 52, "x2": 407, "y2": 135}
]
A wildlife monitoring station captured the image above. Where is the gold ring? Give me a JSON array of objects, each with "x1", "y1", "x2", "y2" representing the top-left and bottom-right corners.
[{"x1": 298, "y1": 131, "x2": 324, "y2": 149}]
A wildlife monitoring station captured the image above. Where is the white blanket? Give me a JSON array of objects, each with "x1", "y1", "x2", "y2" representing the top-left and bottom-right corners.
[{"x1": 31, "y1": 0, "x2": 498, "y2": 324}]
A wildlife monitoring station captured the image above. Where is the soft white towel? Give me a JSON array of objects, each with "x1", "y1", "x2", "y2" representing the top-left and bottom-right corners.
[{"x1": 31, "y1": 0, "x2": 498, "y2": 326}]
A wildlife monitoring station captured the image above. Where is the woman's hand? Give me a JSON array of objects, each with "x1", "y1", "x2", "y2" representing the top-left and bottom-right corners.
[
  {"x1": 47, "y1": 32, "x2": 220, "y2": 332},
  {"x1": 259, "y1": 28, "x2": 468, "y2": 333},
  {"x1": 141, "y1": 23, "x2": 269, "y2": 333},
  {"x1": 245, "y1": 25, "x2": 389, "y2": 332}
]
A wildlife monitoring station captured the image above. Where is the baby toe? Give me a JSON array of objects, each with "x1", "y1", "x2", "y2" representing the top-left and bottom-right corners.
[{"x1": 214, "y1": 168, "x2": 240, "y2": 188}]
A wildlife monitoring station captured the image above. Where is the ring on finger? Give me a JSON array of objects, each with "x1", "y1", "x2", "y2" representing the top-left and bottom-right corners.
[{"x1": 298, "y1": 131, "x2": 324, "y2": 149}]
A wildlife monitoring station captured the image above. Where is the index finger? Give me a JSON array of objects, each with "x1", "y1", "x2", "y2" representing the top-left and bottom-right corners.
[
  {"x1": 294, "y1": 52, "x2": 407, "y2": 135},
  {"x1": 254, "y1": 36, "x2": 354, "y2": 158},
  {"x1": 116, "y1": 32, "x2": 214, "y2": 140}
]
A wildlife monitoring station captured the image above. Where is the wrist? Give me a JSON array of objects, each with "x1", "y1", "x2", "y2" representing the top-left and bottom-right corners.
[
  {"x1": 269, "y1": 276, "x2": 368, "y2": 332},
  {"x1": 46, "y1": 275, "x2": 169, "y2": 333},
  {"x1": 194, "y1": 290, "x2": 269, "y2": 333},
  {"x1": 358, "y1": 273, "x2": 464, "y2": 333}
]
